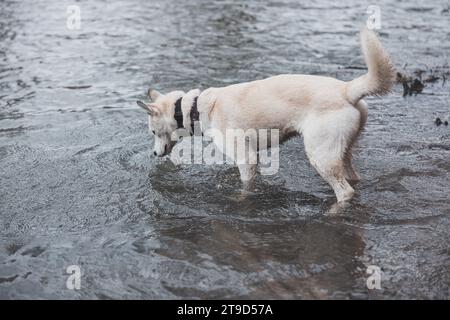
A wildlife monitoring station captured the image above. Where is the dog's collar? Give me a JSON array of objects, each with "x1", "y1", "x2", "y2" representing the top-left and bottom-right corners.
[
  {"x1": 174, "y1": 98, "x2": 184, "y2": 129},
  {"x1": 174, "y1": 96, "x2": 199, "y2": 133}
]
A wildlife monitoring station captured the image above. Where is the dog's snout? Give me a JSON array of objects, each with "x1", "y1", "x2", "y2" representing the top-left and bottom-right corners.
[{"x1": 153, "y1": 151, "x2": 157, "y2": 156}]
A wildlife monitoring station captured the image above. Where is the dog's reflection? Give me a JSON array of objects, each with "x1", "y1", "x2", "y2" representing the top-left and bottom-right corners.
[{"x1": 151, "y1": 203, "x2": 371, "y2": 299}]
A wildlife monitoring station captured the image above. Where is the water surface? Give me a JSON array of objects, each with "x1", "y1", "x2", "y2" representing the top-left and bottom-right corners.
[{"x1": 0, "y1": 0, "x2": 449, "y2": 299}]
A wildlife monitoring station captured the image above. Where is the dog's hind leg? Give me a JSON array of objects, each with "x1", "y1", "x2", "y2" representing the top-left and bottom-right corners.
[
  {"x1": 303, "y1": 107, "x2": 360, "y2": 202},
  {"x1": 343, "y1": 153, "x2": 360, "y2": 184},
  {"x1": 343, "y1": 101, "x2": 368, "y2": 184},
  {"x1": 309, "y1": 153, "x2": 354, "y2": 203}
]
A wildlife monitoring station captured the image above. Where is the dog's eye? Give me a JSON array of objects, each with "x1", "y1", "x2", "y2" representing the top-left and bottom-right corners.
[{"x1": 152, "y1": 130, "x2": 155, "y2": 135}]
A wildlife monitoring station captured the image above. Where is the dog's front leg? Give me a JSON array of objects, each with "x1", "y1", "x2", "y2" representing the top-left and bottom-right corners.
[{"x1": 238, "y1": 163, "x2": 257, "y2": 191}]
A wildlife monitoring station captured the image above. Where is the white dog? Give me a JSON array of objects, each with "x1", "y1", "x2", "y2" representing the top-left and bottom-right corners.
[{"x1": 136, "y1": 27, "x2": 395, "y2": 203}]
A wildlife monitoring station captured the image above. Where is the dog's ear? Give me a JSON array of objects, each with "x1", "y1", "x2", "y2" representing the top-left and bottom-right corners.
[
  {"x1": 148, "y1": 89, "x2": 162, "y2": 101},
  {"x1": 136, "y1": 100, "x2": 159, "y2": 116}
]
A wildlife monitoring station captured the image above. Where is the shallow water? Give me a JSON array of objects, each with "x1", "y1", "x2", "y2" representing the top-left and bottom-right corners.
[{"x1": 0, "y1": 0, "x2": 449, "y2": 299}]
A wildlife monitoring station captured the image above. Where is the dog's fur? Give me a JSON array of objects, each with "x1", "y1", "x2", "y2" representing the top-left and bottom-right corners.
[{"x1": 137, "y1": 28, "x2": 395, "y2": 202}]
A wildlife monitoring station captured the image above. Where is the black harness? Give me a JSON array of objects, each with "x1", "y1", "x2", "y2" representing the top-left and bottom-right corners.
[{"x1": 174, "y1": 96, "x2": 199, "y2": 133}]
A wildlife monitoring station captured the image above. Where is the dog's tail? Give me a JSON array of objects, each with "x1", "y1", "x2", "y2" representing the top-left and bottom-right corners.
[{"x1": 345, "y1": 27, "x2": 395, "y2": 105}]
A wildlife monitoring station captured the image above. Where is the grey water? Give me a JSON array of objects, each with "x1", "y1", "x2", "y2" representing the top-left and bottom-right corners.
[{"x1": 0, "y1": 0, "x2": 449, "y2": 299}]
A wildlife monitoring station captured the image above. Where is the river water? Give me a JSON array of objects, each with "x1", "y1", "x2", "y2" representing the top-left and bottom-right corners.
[{"x1": 0, "y1": 0, "x2": 449, "y2": 299}]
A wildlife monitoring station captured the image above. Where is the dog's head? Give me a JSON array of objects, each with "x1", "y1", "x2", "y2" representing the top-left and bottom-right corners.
[{"x1": 137, "y1": 89, "x2": 184, "y2": 157}]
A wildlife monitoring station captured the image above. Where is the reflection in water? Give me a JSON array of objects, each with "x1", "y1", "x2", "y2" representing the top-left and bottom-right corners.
[
  {"x1": 155, "y1": 216, "x2": 366, "y2": 299},
  {"x1": 0, "y1": 0, "x2": 449, "y2": 299}
]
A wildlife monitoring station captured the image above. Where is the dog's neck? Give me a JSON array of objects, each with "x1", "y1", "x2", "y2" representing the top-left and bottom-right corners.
[{"x1": 174, "y1": 95, "x2": 200, "y2": 133}]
